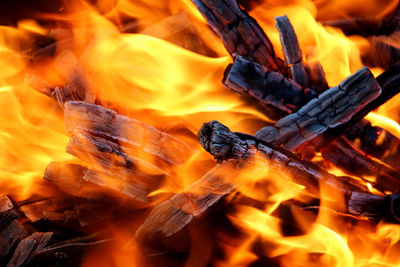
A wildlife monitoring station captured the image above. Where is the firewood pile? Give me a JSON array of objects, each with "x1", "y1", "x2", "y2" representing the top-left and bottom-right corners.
[{"x1": 2, "y1": 0, "x2": 400, "y2": 266}]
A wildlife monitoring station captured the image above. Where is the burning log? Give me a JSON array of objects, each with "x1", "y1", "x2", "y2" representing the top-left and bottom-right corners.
[
  {"x1": 64, "y1": 101, "x2": 191, "y2": 166},
  {"x1": 223, "y1": 56, "x2": 317, "y2": 114},
  {"x1": 0, "y1": 196, "x2": 27, "y2": 261},
  {"x1": 29, "y1": 236, "x2": 111, "y2": 266},
  {"x1": 191, "y1": 0, "x2": 287, "y2": 74},
  {"x1": 275, "y1": 15, "x2": 308, "y2": 88},
  {"x1": 136, "y1": 162, "x2": 238, "y2": 238},
  {"x1": 255, "y1": 67, "x2": 381, "y2": 150},
  {"x1": 7, "y1": 232, "x2": 53, "y2": 267},
  {"x1": 304, "y1": 54, "x2": 330, "y2": 93},
  {"x1": 362, "y1": 32, "x2": 400, "y2": 69},
  {"x1": 320, "y1": 4, "x2": 400, "y2": 37},
  {"x1": 44, "y1": 161, "x2": 156, "y2": 204},
  {"x1": 199, "y1": 121, "x2": 400, "y2": 222}
]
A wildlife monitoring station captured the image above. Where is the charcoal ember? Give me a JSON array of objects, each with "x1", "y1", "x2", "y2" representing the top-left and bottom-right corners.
[{"x1": 192, "y1": 0, "x2": 287, "y2": 74}]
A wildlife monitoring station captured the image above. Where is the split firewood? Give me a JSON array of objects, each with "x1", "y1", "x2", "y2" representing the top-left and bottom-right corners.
[
  {"x1": 324, "y1": 60, "x2": 400, "y2": 143},
  {"x1": 44, "y1": 161, "x2": 155, "y2": 204},
  {"x1": 6, "y1": 232, "x2": 53, "y2": 267},
  {"x1": 348, "y1": 192, "x2": 400, "y2": 223},
  {"x1": 362, "y1": 31, "x2": 400, "y2": 69},
  {"x1": 255, "y1": 67, "x2": 381, "y2": 150},
  {"x1": 64, "y1": 101, "x2": 191, "y2": 166},
  {"x1": 53, "y1": 50, "x2": 96, "y2": 104},
  {"x1": 321, "y1": 136, "x2": 400, "y2": 193},
  {"x1": 136, "y1": 162, "x2": 238, "y2": 238},
  {"x1": 29, "y1": 236, "x2": 111, "y2": 266},
  {"x1": 191, "y1": 0, "x2": 287, "y2": 74},
  {"x1": 0, "y1": 196, "x2": 27, "y2": 261},
  {"x1": 304, "y1": 53, "x2": 330, "y2": 93},
  {"x1": 20, "y1": 197, "x2": 70, "y2": 223},
  {"x1": 345, "y1": 119, "x2": 400, "y2": 170},
  {"x1": 25, "y1": 73, "x2": 86, "y2": 108},
  {"x1": 275, "y1": 15, "x2": 308, "y2": 88},
  {"x1": 320, "y1": 4, "x2": 400, "y2": 37},
  {"x1": 198, "y1": 120, "x2": 400, "y2": 222},
  {"x1": 223, "y1": 56, "x2": 317, "y2": 114}
]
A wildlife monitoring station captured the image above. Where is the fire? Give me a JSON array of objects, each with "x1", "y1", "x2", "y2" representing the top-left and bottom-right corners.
[{"x1": 0, "y1": 0, "x2": 400, "y2": 266}]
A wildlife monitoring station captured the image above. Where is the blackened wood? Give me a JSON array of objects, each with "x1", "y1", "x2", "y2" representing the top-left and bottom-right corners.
[
  {"x1": 321, "y1": 136, "x2": 400, "y2": 193},
  {"x1": 323, "y1": 60, "x2": 400, "y2": 144},
  {"x1": 223, "y1": 56, "x2": 317, "y2": 113},
  {"x1": 136, "y1": 162, "x2": 238, "y2": 238},
  {"x1": 255, "y1": 67, "x2": 381, "y2": 150},
  {"x1": 191, "y1": 0, "x2": 287, "y2": 74},
  {"x1": 345, "y1": 119, "x2": 400, "y2": 169},
  {"x1": 348, "y1": 192, "x2": 400, "y2": 223},
  {"x1": 198, "y1": 121, "x2": 399, "y2": 223},
  {"x1": 362, "y1": 32, "x2": 400, "y2": 69},
  {"x1": 198, "y1": 120, "x2": 366, "y2": 195},
  {"x1": 7, "y1": 232, "x2": 53, "y2": 267},
  {"x1": 64, "y1": 101, "x2": 191, "y2": 166},
  {"x1": 45, "y1": 158, "x2": 158, "y2": 204},
  {"x1": 0, "y1": 196, "x2": 18, "y2": 229},
  {"x1": 0, "y1": 220, "x2": 28, "y2": 261},
  {"x1": 304, "y1": 58, "x2": 329, "y2": 93},
  {"x1": 29, "y1": 236, "x2": 110, "y2": 266},
  {"x1": 320, "y1": 4, "x2": 400, "y2": 37},
  {"x1": 275, "y1": 15, "x2": 308, "y2": 88}
]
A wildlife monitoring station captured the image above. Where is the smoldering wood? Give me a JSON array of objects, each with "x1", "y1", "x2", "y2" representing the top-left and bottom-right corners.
[
  {"x1": 198, "y1": 120, "x2": 400, "y2": 223},
  {"x1": 44, "y1": 161, "x2": 156, "y2": 204},
  {"x1": 345, "y1": 119, "x2": 400, "y2": 169},
  {"x1": 29, "y1": 236, "x2": 111, "y2": 266},
  {"x1": 275, "y1": 15, "x2": 308, "y2": 88},
  {"x1": 199, "y1": 120, "x2": 368, "y2": 195},
  {"x1": 348, "y1": 192, "x2": 400, "y2": 223},
  {"x1": 0, "y1": 220, "x2": 28, "y2": 261},
  {"x1": 255, "y1": 67, "x2": 381, "y2": 150},
  {"x1": 321, "y1": 136, "x2": 400, "y2": 193},
  {"x1": 324, "y1": 60, "x2": 400, "y2": 143},
  {"x1": 6, "y1": 232, "x2": 53, "y2": 267},
  {"x1": 0, "y1": 196, "x2": 27, "y2": 261},
  {"x1": 223, "y1": 56, "x2": 317, "y2": 114},
  {"x1": 191, "y1": 0, "x2": 287, "y2": 74},
  {"x1": 136, "y1": 162, "x2": 238, "y2": 238},
  {"x1": 362, "y1": 32, "x2": 400, "y2": 69},
  {"x1": 304, "y1": 58, "x2": 329, "y2": 93},
  {"x1": 25, "y1": 73, "x2": 85, "y2": 108},
  {"x1": 320, "y1": 4, "x2": 400, "y2": 37},
  {"x1": 64, "y1": 101, "x2": 191, "y2": 166}
]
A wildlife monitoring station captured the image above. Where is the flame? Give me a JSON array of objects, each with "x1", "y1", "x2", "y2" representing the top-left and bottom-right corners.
[{"x1": 0, "y1": 0, "x2": 400, "y2": 266}]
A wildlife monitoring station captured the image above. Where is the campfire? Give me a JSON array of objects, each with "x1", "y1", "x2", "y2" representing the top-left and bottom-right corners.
[{"x1": 2, "y1": 0, "x2": 400, "y2": 265}]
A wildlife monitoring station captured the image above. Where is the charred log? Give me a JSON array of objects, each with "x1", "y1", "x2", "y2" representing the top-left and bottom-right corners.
[
  {"x1": 191, "y1": 0, "x2": 287, "y2": 74},
  {"x1": 255, "y1": 67, "x2": 381, "y2": 150}
]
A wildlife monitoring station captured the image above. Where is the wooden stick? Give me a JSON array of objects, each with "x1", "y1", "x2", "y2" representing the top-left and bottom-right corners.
[
  {"x1": 191, "y1": 0, "x2": 287, "y2": 74},
  {"x1": 275, "y1": 15, "x2": 308, "y2": 88}
]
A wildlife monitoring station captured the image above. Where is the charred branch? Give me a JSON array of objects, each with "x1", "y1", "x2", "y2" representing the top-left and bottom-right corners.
[
  {"x1": 362, "y1": 32, "x2": 400, "y2": 69},
  {"x1": 255, "y1": 67, "x2": 381, "y2": 150},
  {"x1": 223, "y1": 56, "x2": 317, "y2": 114},
  {"x1": 191, "y1": 0, "x2": 287, "y2": 74},
  {"x1": 136, "y1": 162, "x2": 238, "y2": 238},
  {"x1": 275, "y1": 15, "x2": 308, "y2": 88}
]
